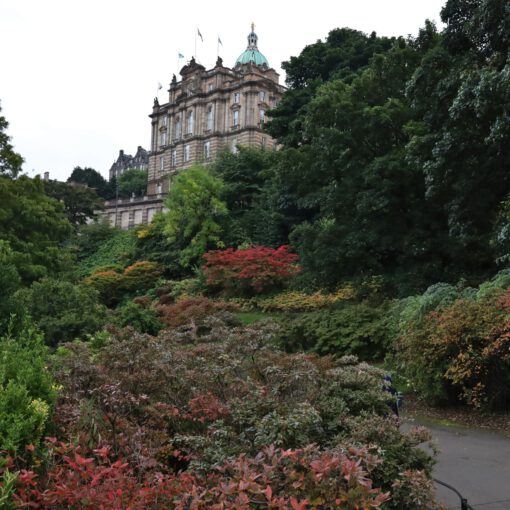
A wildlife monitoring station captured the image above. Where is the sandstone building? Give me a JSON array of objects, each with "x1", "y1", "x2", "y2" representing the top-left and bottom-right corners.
[
  {"x1": 103, "y1": 26, "x2": 284, "y2": 228},
  {"x1": 109, "y1": 146, "x2": 149, "y2": 181}
]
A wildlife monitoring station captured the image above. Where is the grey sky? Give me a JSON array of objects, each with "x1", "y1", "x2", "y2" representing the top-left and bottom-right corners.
[{"x1": 1, "y1": 0, "x2": 446, "y2": 181}]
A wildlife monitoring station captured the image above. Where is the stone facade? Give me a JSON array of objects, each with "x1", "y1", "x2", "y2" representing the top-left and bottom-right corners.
[
  {"x1": 102, "y1": 27, "x2": 284, "y2": 228},
  {"x1": 109, "y1": 146, "x2": 149, "y2": 181}
]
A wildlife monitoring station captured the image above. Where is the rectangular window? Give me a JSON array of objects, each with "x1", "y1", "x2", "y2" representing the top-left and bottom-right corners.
[
  {"x1": 159, "y1": 155, "x2": 165, "y2": 171},
  {"x1": 259, "y1": 91, "x2": 266, "y2": 101},
  {"x1": 160, "y1": 131, "x2": 166, "y2": 147},
  {"x1": 204, "y1": 141, "x2": 211, "y2": 159},
  {"x1": 260, "y1": 109, "x2": 265, "y2": 124},
  {"x1": 172, "y1": 149, "x2": 177, "y2": 167},
  {"x1": 175, "y1": 117, "x2": 181, "y2": 139},
  {"x1": 207, "y1": 105, "x2": 213, "y2": 130},
  {"x1": 162, "y1": 116, "x2": 168, "y2": 126},
  {"x1": 208, "y1": 83, "x2": 214, "y2": 92},
  {"x1": 233, "y1": 92, "x2": 240, "y2": 103},
  {"x1": 184, "y1": 144, "x2": 190, "y2": 162},
  {"x1": 233, "y1": 110, "x2": 239, "y2": 127},
  {"x1": 187, "y1": 110, "x2": 194, "y2": 134}
]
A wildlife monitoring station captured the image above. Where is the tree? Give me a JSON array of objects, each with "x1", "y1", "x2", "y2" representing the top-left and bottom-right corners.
[
  {"x1": 67, "y1": 166, "x2": 114, "y2": 200},
  {"x1": 163, "y1": 166, "x2": 227, "y2": 268},
  {"x1": 211, "y1": 147, "x2": 282, "y2": 246},
  {"x1": 266, "y1": 28, "x2": 396, "y2": 147},
  {"x1": 43, "y1": 179, "x2": 103, "y2": 227},
  {"x1": 406, "y1": 0, "x2": 510, "y2": 279},
  {"x1": 0, "y1": 176, "x2": 72, "y2": 283},
  {"x1": 118, "y1": 168, "x2": 147, "y2": 198},
  {"x1": 0, "y1": 102, "x2": 23, "y2": 178}
]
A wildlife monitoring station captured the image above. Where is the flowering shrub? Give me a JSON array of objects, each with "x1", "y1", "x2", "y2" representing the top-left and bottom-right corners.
[
  {"x1": 202, "y1": 245, "x2": 300, "y2": 295},
  {"x1": 393, "y1": 288, "x2": 510, "y2": 409}
]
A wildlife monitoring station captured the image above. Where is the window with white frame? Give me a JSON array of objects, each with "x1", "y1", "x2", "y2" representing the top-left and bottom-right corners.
[
  {"x1": 184, "y1": 144, "x2": 190, "y2": 162},
  {"x1": 207, "y1": 105, "x2": 213, "y2": 130},
  {"x1": 233, "y1": 92, "x2": 240, "y2": 103},
  {"x1": 204, "y1": 141, "x2": 211, "y2": 159},
  {"x1": 172, "y1": 149, "x2": 177, "y2": 167},
  {"x1": 159, "y1": 155, "x2": 165, "y2": 171},
  {"x1": 175, "y1": 116, "x2": 181, "y2": 139},
  {"x1": 187, "y1": 110, "x2": 194, "y2": 134},
  {"x1": 233, "y1": 110, "x2": 239, "y2": 127}
]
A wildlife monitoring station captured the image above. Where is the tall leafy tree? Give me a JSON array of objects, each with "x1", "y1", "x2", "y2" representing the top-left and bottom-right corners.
[
  {"x1": 163, "y1": 165, "x2": 227, "y2": 268},
  {"x1": 43, "y1": 180, "x2": 103, "y2": 227},
  {"x1": 266, "y1": 28, "x2": 396, "y2": 147},
  {"x1": 0, "y1": 102, "x2": 23, "y2": 178}
]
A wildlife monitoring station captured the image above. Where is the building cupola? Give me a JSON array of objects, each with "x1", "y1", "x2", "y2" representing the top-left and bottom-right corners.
[{"x1": 235, "y1": 23, "x2": 269, "y2": 68}]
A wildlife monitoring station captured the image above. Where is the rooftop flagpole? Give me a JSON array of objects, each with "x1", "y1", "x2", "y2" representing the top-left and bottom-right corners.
[{"x1": 217, "y1": 35, "x2": 222, "y2": 59}]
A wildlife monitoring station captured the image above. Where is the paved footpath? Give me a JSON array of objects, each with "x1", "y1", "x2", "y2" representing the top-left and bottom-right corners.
[{"x1": 403, "y1": 417, "x2": 510, "y2": 509}]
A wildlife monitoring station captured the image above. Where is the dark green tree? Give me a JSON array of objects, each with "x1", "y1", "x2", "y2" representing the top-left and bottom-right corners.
[
  {"x1": 43, "y1": 179, "x2": 104, "y2": 227},
  {"x1": 266, "y1": 28, "x2": 396, "y2": 147},
  {"x1": 0, "y1": 102, "x2": 23, "y2": 178},
  {"x1": 67, "y1": 166, "x2": 114, "y2": 200}
]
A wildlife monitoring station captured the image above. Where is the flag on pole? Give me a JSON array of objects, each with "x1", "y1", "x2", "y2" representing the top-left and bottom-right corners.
[
  {"x1": 197, "y1": 28, "x2": 203, "y2": 42},
  {"x1": 158, "y1": 82, "x2": 162, "y2": 90},
  {"x1": 178, "y1": 53, "x2": 184, "y2": 59},
  {"x1": 218, "y1": 36, "x2": 222, "y2": 46}
]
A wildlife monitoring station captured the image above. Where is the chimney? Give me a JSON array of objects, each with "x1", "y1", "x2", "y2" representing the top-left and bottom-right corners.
[
  {"x1": 43, "y1": 171, "x2": 49, "y2": 181},
  {"x1": 119, "y1": 150, "x2": 124, "y2": 157}
]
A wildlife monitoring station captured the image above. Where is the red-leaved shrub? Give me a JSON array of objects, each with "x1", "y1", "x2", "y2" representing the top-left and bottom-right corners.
[{"x1": 202, "y1": 245, "x2": 300, "y2": 295}]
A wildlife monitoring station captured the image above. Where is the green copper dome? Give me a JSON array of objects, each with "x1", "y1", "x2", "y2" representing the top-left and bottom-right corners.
[{"x1": 235, "y1": 24, "x2": 269, "y2": 68}]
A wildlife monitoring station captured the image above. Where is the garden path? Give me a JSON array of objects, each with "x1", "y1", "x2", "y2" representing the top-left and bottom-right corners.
[{"x1": 403, "y1": 418, "x2": 510, "y2": 509}]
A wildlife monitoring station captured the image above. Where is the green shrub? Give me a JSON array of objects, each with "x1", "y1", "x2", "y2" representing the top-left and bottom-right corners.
[
  {"x1": 15, "y1": 278, "x2": 108, "y2": 346},
  {"x1": 276, "y1": 301, "x2": 397, "y2": 360},
  {"x1": 114, "y1": 301, "x2": 163, "y2": 335},
  {"x1": 0, "y1": 323, "x2": 55, "y2": 452}
]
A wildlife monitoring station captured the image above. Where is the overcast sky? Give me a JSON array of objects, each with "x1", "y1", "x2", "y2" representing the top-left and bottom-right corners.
[{"x1": 1, "y1": 0, "x2": 446, "y2": 181}]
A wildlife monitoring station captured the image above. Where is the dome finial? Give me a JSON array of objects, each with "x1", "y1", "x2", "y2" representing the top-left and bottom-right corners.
[{"x1": 251, "y1": 22, "x2": 255, "y2": 33}]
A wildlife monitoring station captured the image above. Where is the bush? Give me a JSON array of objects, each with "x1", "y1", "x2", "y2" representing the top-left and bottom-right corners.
[
  {"x1": 84, "y1": 261, "x2": 163, "y2": 307},
  {"x1": 114, "y1": 301, "x2": 163, "y2": 335},
  {"x1": 393, "y1": 287, "x2": 510, "y2": 409},
  {"x1": 202, "y1": 245, "x2": 300, "y2": 295},
  {"x1": 156, "y1": 297, "x2": 236, "y2": 329},
  {"x1": 0, "y1": 324, "x2": 55, "y2": 452},
  {"x1": 122, "y1": 261, "x2": 163, "y2": 293},
  {"x1": 276, "y1": 302, "x2": 397, "y2": 360},
  {"x1": 15, "y1": 278, "x2": 107, "y2": 346},
  {"x1": 48, "y1": 323, "x2": 435, "y2": 502}
]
